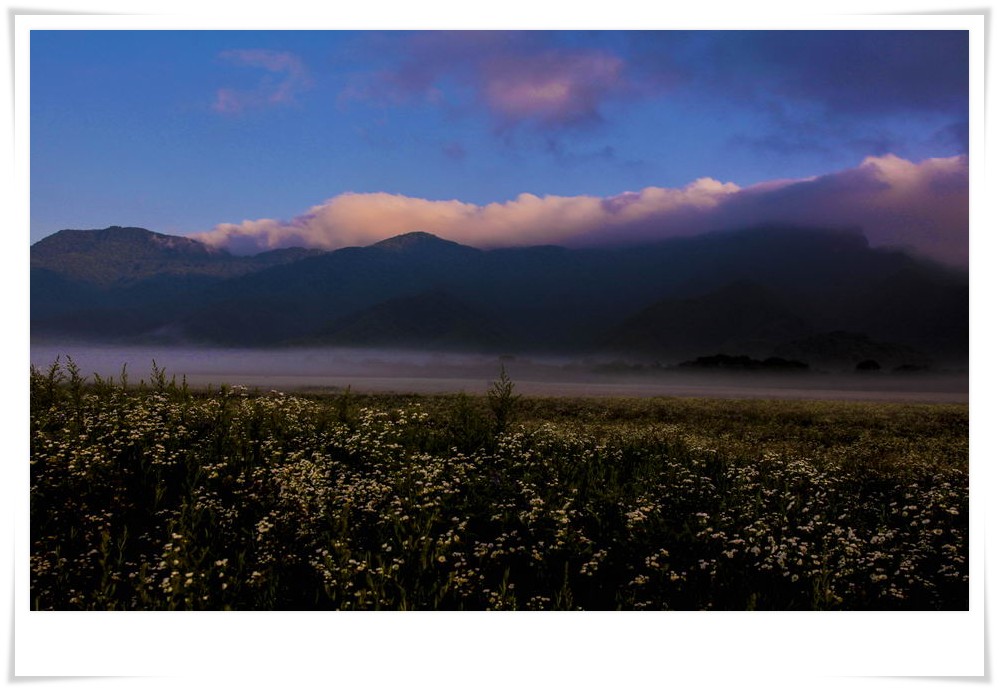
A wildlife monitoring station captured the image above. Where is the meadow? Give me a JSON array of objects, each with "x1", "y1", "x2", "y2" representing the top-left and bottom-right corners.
[{"x1": 30, "y1": 359, "x2": 968, "y2": 610}]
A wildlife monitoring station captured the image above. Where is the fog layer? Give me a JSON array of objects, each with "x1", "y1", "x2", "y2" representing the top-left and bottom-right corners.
[{"x1": 30, "y1": 343, "x2": 968, "y2": 404}]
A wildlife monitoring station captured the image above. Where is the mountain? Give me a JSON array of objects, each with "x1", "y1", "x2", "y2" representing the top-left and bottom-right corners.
[
  {"x1": 31, "y1": 226, "x2": 223, "y2": 286},
  {"x1": 30, "y1": 225, "x2": 969, "y2": 365},
  {"x1": 603, "y1": 280, "x2": 812, "y2": 361},
  {"x1": 31, "y1": 226, "x2": 324, "y2": 285},
  {"x1": 370, "y1": 231, "x2": 470, "y2": 255},
  {"x1": 843, "y1": 265, "x2": 968, "y2": 361},
  {"x1": 31, "y1": 226, "x2": 324, "y2": 340},
  {"x1": 307, "y1": 290, "x2": 505, "y2": 349},
  {"x1": 169, "y1": 231, "x2": 488, "y2": 345}
]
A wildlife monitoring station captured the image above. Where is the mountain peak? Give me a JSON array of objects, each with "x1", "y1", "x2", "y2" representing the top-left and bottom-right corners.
[
  {"x1": 31, "y1": 225, "x2": 238, "y2": 287},
  {"x1": 36, "y1": 226, "x2": 223, "y2": 256},
  {"x1": 371, "y1": 231, "x2": 467, "y2": 252}
]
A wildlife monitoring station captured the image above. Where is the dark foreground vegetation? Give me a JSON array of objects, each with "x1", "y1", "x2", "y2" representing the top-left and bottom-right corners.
[{"x1": 30, "y1": 360, "x2": 968, "y2": 610}]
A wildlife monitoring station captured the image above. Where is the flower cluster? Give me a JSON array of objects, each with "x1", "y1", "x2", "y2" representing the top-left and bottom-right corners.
[{"x1": 30, "y1": 361, "x2": 968, "y2": 610}]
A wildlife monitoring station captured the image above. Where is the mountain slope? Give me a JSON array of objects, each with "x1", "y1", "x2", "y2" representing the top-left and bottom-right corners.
[
  {"x1": 171, "y1": 231, "x2": 488, "y2": 344},
  {"x1": 603, "y1": 280, "x2": 813, "y2": 360},
  {"x1": 308, "y1": 291, "x2": 506, "y2": 349}
]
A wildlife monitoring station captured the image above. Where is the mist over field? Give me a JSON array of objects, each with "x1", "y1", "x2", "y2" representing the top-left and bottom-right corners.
[{"x1": 30, "y1": 342, "x2": 968, "y2": 403}]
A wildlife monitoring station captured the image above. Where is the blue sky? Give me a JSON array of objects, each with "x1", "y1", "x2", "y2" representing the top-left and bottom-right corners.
[{"x1": 29, "y1": 30, "x2": 970, "y2": 263}]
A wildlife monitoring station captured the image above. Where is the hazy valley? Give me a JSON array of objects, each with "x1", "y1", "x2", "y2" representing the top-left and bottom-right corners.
[{"x1": 31, "y1": 224, "x2": 968, "y2": 380}]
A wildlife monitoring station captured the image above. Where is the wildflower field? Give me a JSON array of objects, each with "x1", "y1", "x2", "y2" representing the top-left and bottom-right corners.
[{"x1": 30, "y1": 360, "x2": 969, "y2": 610}]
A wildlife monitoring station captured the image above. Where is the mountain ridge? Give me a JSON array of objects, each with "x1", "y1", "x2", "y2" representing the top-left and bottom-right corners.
[
  {"x1": 30, "y1": 224, "x2": 968, "y2": 367},
  {"x1": 31, "y1": 225, "x2": 325, "y2": 286}
]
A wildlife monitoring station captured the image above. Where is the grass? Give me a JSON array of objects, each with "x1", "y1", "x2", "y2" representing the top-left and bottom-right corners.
[{"x1": 30, "y1": 359, "x2": 968, "y2": 610}]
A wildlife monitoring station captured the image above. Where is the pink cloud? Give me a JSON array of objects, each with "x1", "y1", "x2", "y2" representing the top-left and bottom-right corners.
[
  {"x1": 191, "y1": 154, "x2": 968, "y2": 267},
  {"x1": 211, "y1": 88, "x2": 245, "y2": 115},
  {"x1": 693, "y1": 154, "x2": 969, "y2": 265},
  {"x1": 212, "y1": 49, "x2": 311, "y2": 114},
  {"x1": 339, "y1": 33, "x2": 632, "y2": 129},
  {"x1": 480, "y1": 51, "x2": 627, "y2": 126}
]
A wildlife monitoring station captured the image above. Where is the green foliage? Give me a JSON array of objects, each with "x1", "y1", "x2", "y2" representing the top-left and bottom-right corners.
[
  {"x1": 447, "y1": 392, "x2": 492, "y2": 453},
  {"x1": 30, "y1": 361, "x2": 968, "y2": 610},
  {"x1": 487, "y1": 365, "x2": 520, "y2": 435},
  {"x1": 333, "y1": 385, "x2": 356, "y2": 426}
]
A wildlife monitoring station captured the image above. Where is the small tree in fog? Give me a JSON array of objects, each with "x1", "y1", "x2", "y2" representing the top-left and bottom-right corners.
[{"x1": 488, "y1": 365, "x2": 520, "y2": 435}]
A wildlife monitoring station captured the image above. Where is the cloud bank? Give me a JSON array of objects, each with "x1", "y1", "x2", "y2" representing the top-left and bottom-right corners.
[{"x1": 193, "y1": 154, "x2": 968, "y2": 266}]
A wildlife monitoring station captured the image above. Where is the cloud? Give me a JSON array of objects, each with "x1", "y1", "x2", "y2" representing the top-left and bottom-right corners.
[
  {"x1": 766, "y1": 31, "x2": 968, "y2": 118},
  {"x1": 192, "y1": 154, "x2": 968, "y2": 266},
  {"x1": 688, "y1": 154, "x2": 969, "y2": 266},
  {"x1": 624, "y1": 30, "x2": 970, "y2": 163},
  {"x1": 933, "y1": 121, "x2": 970, "y2": 154},
  {"x1": 212, "y1": 49, "x2": 311, "y2": 114},
  {"x1": 341, "y1": 31, "x2": 967, "y2": 133},
  {"x1": 630, "y1": 30, "x2": 968, "y2": 120},
  {"x1": 479, "y1": 50, "x2": 626, "y2": 128},
  {"x1": 340, "y1": 32, "x2": 634, "y2": 130}
]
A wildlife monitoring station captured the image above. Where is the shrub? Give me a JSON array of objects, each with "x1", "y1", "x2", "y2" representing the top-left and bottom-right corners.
[{"x1": 487, "y1": 365, "x2": 520, "y2": 435}]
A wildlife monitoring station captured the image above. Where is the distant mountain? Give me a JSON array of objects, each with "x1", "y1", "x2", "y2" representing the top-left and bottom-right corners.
[
  {"x1": 32, "y1": 225, "x2": 222, "y2": 288},
  {"x1": 168, "y1": 230, "x2": 488, "y2": 346},
  {"x1": 371, "y1": 231, "x2": 472, "y2": 255},
  {"x1": 31, "y1": 226, "x2": 324, "y2": 340},
  {"x1": 30, "y1": 224, "x2": 968, "y2": 365},
  {"x1": 31, "y1": 226, "x2": 323, "y2": 285},
  {"x1": 307, "y1": 290, "x2": 505, "y2": 349},
  {"x1": 845, "y1": 265, "x2": 968, "y2": 361},
  {"x1": 603, "y1": 280, "x2": 812, "y2": 360}
]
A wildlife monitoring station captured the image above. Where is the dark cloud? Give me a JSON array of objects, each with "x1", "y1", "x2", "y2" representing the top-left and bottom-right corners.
[
  {"x1": 627, "y1": 30, "x2": 970, "y2": 166},
  {"x1": 933, "y1": 120, "x2": 970, "y2": 153},
  {"x1": 630, "y1": 30, "x2": 968, "y2": 119},
  {"x1": 761, "y1": 31, "x2": 968, "y2": 117},
  {"x1": 543, "y1": 139, "x2": 617, "y2": 166}
]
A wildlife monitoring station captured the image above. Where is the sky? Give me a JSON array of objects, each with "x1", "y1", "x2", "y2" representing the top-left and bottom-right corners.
[{"x1": 30, "y1": 29, "x2": 970, "y2": 265}]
